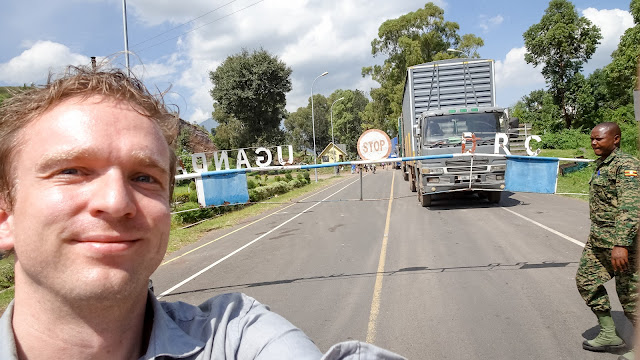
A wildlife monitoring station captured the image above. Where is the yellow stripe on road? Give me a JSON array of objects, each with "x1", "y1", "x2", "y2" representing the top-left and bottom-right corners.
[{"x1": 366, "y1": 171, "x2": 395, "y2": 343}]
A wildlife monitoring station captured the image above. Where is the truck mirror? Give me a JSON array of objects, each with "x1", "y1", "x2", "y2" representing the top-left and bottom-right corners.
[{"x1": 509, "y1": 117, "x2": 519, "y2": 129}]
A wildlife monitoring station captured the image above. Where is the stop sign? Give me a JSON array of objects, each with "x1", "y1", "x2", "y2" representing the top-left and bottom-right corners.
[{"x1": 357, "y1": 129, "x2": 391, "y2": 160}]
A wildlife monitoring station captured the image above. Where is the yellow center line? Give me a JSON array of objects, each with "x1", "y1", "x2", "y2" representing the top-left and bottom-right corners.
[
  {"x1": 366, "y1": 171, "x2": 395, "y2": 344},
  {"x1": 161, "y1": 176, "x2": 353, "y2": 266}
]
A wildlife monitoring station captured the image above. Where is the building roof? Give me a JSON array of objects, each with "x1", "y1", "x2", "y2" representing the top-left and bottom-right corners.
[{"x1": 318, "y1": 142, "x2": 347, "y2": 157}]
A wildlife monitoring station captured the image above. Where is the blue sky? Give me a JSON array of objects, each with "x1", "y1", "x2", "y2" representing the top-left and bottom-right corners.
[{"x1": 0, "y1": 0, "x2": 634, "y2": 126}]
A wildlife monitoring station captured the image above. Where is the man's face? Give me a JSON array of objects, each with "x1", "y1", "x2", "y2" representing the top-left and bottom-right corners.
[
  {"x1": 0, "y1": 96, "x2": 172, "y2": 301},
  {"x1": 591, "y1": 126, "x2": 619, "y2": 159}
]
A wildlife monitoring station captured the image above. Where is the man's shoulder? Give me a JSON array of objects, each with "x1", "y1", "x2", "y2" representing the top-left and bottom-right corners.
[
  {"x1": 613, "y1": 150, "x2": 640, "y2": 167},
  {"x1": 159, "y1": 292, "x2": 260, "y2": 324}
]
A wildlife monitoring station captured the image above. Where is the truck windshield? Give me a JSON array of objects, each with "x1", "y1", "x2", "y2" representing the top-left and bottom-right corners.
[{"x1": 423, "y1": 113, "x2": 501, "y2": 147}]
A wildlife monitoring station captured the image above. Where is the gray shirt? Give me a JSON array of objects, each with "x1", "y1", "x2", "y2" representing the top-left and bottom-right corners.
[{"x1": 0, "y1": 292, "x2": 404, "y2": 359}]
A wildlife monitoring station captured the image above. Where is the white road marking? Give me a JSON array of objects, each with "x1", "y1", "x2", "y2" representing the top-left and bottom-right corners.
[
  {"x1": 501, "y1": 207, "x2": 585, "y2": 247},
  {"x1": 157, "y1": 177, "x2": 362, "y2": 299}
]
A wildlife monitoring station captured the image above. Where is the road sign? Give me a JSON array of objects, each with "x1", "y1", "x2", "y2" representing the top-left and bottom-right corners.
[{"x1": 357, "y1": 129, "x2": 391, "y2": 160}]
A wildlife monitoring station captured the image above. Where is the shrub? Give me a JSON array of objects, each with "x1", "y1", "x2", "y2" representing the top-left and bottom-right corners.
[
  {"x1": 247, "y1": 179, "x2": 257, "y2": 189},
  {"x1": 288, "y1": 179, "x2": 302, "y2": 188},
  {"x1": 173, "y1": 193, "x2": 190, "y2": 204},
  {"x1": 274, "y1": 175, "x2": 282, "y2": 182},
  {"x1": 189, "y1": 190, "x2": 198, "y2": 203},
  {"x1": 188, "y1": 181, "x2": 196, "y2": 190},
  {"x1": 303, "y1": 172, "x2": 311, "y2": 183},
  {"x1": 254, "y1": 174, "x2": 262, "y2": 182},
  {"x1": 285, "y1": 172, "x2": 294, "y2": 181},
  {"x1": 541, "y1": 128, "x2": 590, "y2": 150},
  {"x1": 173, "y1": 202, "x2": 217, "y2": 224},
  {"x1": 0, "y1": 256, "x2": 14, "y2": 290}
]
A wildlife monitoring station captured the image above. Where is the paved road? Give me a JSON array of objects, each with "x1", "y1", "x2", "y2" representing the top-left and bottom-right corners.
[{"x1": 152, "y1": 169, "x2": 633, "y2": 359}]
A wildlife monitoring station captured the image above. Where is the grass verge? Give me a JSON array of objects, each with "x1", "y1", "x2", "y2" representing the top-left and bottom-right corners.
[{"x1": 539, "y1": 149, "x2": 595, "y2": 201}]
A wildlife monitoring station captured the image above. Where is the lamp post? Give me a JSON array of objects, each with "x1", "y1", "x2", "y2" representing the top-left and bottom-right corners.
[
  {"x1": 446, "y1": 48, "x2": 465, "y2": 58},
  {"x1": 311, "y1": 71, "x2": 328, "y2": 182},
  {"x1": 122, "y1": 0, "x2": 131, "y2": 76},
  {"x1": 330, "y1": 97, "x2": 345, "y2": 173}
]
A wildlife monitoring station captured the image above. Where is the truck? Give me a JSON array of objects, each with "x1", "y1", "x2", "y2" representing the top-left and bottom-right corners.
[{"x1": 400, "y1": 58, "x2": 517, "y2": 207}]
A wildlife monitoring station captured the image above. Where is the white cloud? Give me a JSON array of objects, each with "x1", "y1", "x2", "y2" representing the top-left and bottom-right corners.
[
  {"x1": 479, "y1": 15, "x2": 504, "y2": 32},
  {"x1": 494, "y1": 47, "x2": 545, "y2": 106},
  {"x1": 131, "y1": 62, "x2": 176, "y2": 80},
  {"x1": 0, "y1": 41, "x2": 89, "y2": 85},
  {"x1": 582, "y1": 7, "x2": 634, "y2": 73}
]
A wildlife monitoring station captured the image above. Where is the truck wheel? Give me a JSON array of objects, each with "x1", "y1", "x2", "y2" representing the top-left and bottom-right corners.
[
  {"x1": 402, "y1": 166, "x2": 409, "y2": 181},
  {"x1": 488, "y1": 191, "x2": 501, "y2": 204},
  {"x1": 409, "y1": 176, "x2": 416, "y2": 192},
  {"x1": 419, "y1": 192, "x2": 432, "y2": 207}
]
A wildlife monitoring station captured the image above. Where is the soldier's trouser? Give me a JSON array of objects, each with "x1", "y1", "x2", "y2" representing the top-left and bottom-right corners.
[{"x1": 576, "y1": 241, "x2": 638, "y2": 323}]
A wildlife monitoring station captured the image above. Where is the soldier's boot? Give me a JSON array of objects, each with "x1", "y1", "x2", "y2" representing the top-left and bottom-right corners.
[
  {"x1": 618, "y1": 349, "x2": 634, "y2": 360},
  {"x1": 583, "y1": 311, "x2": 626, "y2": 352}
]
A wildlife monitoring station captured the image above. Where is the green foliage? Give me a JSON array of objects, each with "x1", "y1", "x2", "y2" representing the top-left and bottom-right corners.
[
  {"x1": 189, "y1": 181, "x2": 196, "y2": 190},
  {"x1": 285, "y1": 89, "x2": 369, "y2": 157},
  {"x1": 511, "y1": 90, "x2": 563, "y2": 133},
  {"x1": 303, "y1": 171, "x2": 311, "y2": 182},
  {"x1": 285, "y1": 172, "x2": 293, "y2": 181},
  {"x1": 0, "y1": 255, "x2": 14, "y2": 290},
  {"x1": 274, "y1": 175, "x2": 282, "y2": 182},
  {"x1": 540, "y1": 128, "x2": 590, "y2": 150},
  {"x1": 173, "y1": 202, "x2": 217, "y2": 225},
  {"x1": 189, "y1": 190, "x2": 198, "y2": 203},
  {"x1": 209, "y1": 48, "x2": 291, "y2": 148},
  {"x1": 361, "y1": 2, "x2": 484, "y2": 129},
  {"x1": 523, "y1": 0, "x2": 602, "y2": 128},
  {"x1": 248, "y1": 181, "x2": 294, "y2": 202},
  {"x1": 247, "y1": 179, "x2": 257, "y2": 189}
]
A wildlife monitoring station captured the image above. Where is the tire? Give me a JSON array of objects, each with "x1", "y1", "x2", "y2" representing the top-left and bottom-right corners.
[
  {"x1": 402, "y1": 166, "x2": 409, "y2": 181},
  {"x1": 488, "y1": 191, "x2": 501, "y2": 204},
  {"x1": 409, "y1": 174, "x2": 417, "y2": 192},
  {"x1": 419, "y1": 192, "x2": 432, "y2": 207}
]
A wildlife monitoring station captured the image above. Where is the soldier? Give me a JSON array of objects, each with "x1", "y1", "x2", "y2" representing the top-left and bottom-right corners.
[{"x1": 576, "y1": 122, "x2": 639, "y2": 360}]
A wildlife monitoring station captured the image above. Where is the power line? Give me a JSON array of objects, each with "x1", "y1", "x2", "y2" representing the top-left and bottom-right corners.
[
  {"x1": 135, "y1": 0, "x2": 265, "y2": 54},
  {"x1": 132, "y1": 0, "x2": 240, "y2": 48}
]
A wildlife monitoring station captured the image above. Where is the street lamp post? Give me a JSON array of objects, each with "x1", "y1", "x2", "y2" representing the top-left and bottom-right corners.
[
  {"x1": 447, "y1": 48, "x2": 466, "y2": 58},
  {"x1": 330, "y1": 97, "x2": 345, "y2": 173},
  {"x1": 122, "y1": 0, "x2": 131, "y2": 76},
  {"x1": 311, "y1": 71, "x2": 328, "y2": 182}
]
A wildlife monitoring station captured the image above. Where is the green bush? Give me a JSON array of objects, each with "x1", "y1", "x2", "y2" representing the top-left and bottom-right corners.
[
  {"x1": 247, "y1": 179, "x2": 257, "y2": 189},
  {"x1": 173, "y1": 193, "x2": 190, "y2": 204},
  {"x1": 189, "y1": 181, "x2": 196, "y2": 190},
  {"x1": 254, "y1": 174, "x2": 262, "y2": 182},
  {"x1": 541, "y1": 128, "x2": 590, "y2": 150},
  {"x1": 0, "y1": 255, "x2": 14, "y2": 290},
  {"x1": 274, "y1": 175, "x2": 282, "y2": 182},
  {"x1": 288, "y1": 179, "x2": 303, "y2": 188},
  {"x1": 173, "y1": 202, "x2": 217, "y2": 224},
  {"x1": 189, "y1": 190, "x2": 198, "y2": 203},
  {"x1": 303, "y1": 172, "x2": 311, "y2": 183},
  {"x1": 285, "y1": 172, "x2": 294, "y2": 181}
]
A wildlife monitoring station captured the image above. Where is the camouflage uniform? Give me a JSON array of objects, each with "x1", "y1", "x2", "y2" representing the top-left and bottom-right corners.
[{"x1": 576, "y1": 148, "x2": 640, "y2": 322}]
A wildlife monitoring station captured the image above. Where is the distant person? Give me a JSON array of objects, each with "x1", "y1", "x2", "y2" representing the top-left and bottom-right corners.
[
  {"x1": 0, "y1": 65, "x2": 404, "y2": 359},
  {"x1": 576, "y1": 122, "x2": 639, "y2": 360}
]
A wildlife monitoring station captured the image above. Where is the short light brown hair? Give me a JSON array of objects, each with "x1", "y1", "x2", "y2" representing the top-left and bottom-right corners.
[{"x1": 0, "y1": 64, "x2": 178, "y2": 209}]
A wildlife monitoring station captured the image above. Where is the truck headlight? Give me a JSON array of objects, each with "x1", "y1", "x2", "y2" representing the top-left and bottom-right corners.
[
  {"x1": 423, "y1": 167, "x2": 444, "y2": 174},
  {"x1": 492, "y1": 165, "x2": 506, "y2": 171}
]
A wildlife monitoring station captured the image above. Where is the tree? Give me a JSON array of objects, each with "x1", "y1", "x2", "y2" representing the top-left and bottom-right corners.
[
  {"x1": 361, "y1": 2, "x2": 484, "y2": 131},
  {"x1": 523, "y1": 0, "x2": 602, "y2": 129},
  {"x1": 327, "y1": 89, "x2": 369, "y2": 156},
  {"x1": 511, "y1": 89, "x2": 563, "y2": 134},
  {"x1": 285, "y1": 89, "x2": 370, "y2": 158},
  {"x1": 209, "y1": 48, "x2": 292, "y2": 148}
]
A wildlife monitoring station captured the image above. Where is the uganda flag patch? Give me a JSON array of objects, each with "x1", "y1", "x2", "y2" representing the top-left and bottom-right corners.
[{"x1": 624, "y1": 170, "x2": 638, "y2": 177}]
